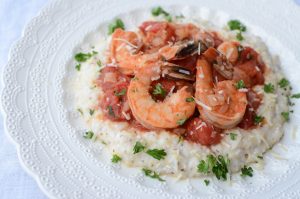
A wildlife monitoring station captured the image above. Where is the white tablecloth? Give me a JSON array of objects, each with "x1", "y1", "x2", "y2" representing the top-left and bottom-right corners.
[{"x1": 0, "y1": 0, "x2": 48, "y2": 198}]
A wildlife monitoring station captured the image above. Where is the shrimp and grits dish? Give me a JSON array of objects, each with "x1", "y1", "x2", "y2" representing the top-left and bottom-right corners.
[{"x1": 71, "y1": 7, "x2": 296, "y2": 182}]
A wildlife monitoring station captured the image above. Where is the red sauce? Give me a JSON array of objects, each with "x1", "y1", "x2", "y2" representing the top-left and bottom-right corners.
[{"x1": 185, "y1": 118, "x2": 222, "y2": 146}]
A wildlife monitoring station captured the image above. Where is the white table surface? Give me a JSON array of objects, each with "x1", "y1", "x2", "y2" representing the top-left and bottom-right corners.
[
  {"x1": 1, "y1": 0, "x2": 300, "y2": 199},
  {"x1": 0, "y1": 0, "x2": 48, "y2": 198}
]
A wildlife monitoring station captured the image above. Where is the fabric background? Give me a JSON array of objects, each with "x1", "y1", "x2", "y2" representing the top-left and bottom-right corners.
[{"x1": 0, "y1": 1, "x2": 48, "y2": 198}]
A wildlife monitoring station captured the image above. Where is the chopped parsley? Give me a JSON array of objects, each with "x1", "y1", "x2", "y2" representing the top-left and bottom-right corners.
[
  {"x1": 75, "y1": 52, "x2": 93, "y2": 62},
  {"x1": 75, "y1": 64, "x2": 81, "y2": 71},
  {"x1": 278, "y1": 78, "x2": 290, "y2": 88},
  {"x1": 236, "y1": 32, "x2": 244, "y2": 41},
  {"x1": 133, "y1": 141, "x2": 145, "y2": 154},
  {"x1": 83, "y1": 131, "x2": 94, "y2": 139},
  {"x1": 177, "y1": 135, "x2": 184, "y2": 143},
  {"x1": 96, "y1": 60, "x2": 102, "y2": 67},
  {"x1": 107, "y1": 105, "x2": 115, "y2": 117},
  {"x1": 114, "y1": 88, "x2": 126, "y2": 96},
  {"x1": 146, "y1": 149, "x2": 167, "y2": 160},
  {"x1": 291, "y1": 93, "x2": 300, "y2": 98},
  {"x1": 175, "y1": 14, "x2": 185, "y2": 19},
  {"x1": 152, "y1": 83, "x2": 166, "y2": 97},
  {"x1": 177, "y1": 118, "x2": 186, "y2": 126},
  {"x1": 254, "y1": 115, "x2": 264, "y2": 125},
  {"x1": 151, "y1": 6, "x2": 172, "y2": 22},
  {"x1": 257, "y1": 155, "x2": 263, "y2": 159},
  {"x1": 264, "y1": 83, "x2": 275, "y2": 93},
  {"x1": 186, "y1": 97, "x2": 195, "y2": 102},
  {"x1": 240, "y1": 166, "x2": 253, "y2": 177},
  {"x1": 108, "y1": 18, "x2": 125, "y2": 35},
  {"x1": 230, "y1": 133, "x2": 237, "y2": 140},
  {"x1": 89, "y1": 109, "x2": 95, "y2": 116},
  {"x1": 77, "y1": 108, "x2": 83, "y2": 115},
  {"x1": 142, "y1": 168, "x2": 165, "y2": 182},
  {"x1": 204, "y1": 179, "x2": 210, "y2": 186},
  {"x1": 235, "y1": 80, "x2": 246, "y2": 89},
  {"x1": 281, "y1": 111, "x2": 290, "y2": 121},
  {"x1": 197, "y1": 154, "x2": 230, "y2": 181},
  {"x1": 228, "y1": 20, "x2": 247, "y2": 32},
  {"x1": 111, "y1": 154, "x2": 122, "y2": 163},
  {"x1": 227, "y1": 19, "x2": 246, "y2": 41}
]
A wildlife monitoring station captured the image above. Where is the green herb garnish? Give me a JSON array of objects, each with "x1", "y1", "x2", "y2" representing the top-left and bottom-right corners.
[
  {"x1": 108, "y1": 18, "x2": 125, "y2": 35},
  {"x1": 133, "y1": 141, "x2": 145, "y2": 154},
  {"x1": 75, "y1": 64, "x2": 81, "y2": 71},
  {"x1": 281, "y1": 111, "x2": 290, "y2": 121},
  {"x1": 146, "y1": 149, "x2": 167, "y2": 160},
  {"x1": 83, "y1": 131, "x2": 94, "y2": 139},
  {"x1": 197, "y1": 154, "x2": 230, "y2": 181},
  {"x1": 114, "y1": 88, "x2": 126, "y2": 96},
  {"x1": 151, "y1": 6, "x2": 172, "y2": 22},
  {"x1": 186, "y1": 97, "x2": 195, "y2": 102},
  {"x1": 89, "y1": 109, "x2": 95, "y2": 116},
  {"x1": 152, "y1": 83, "x2": 166, "y2": 97},
  {"x1": 77, "y1": 108, "x2": 83, "y2": 115},
  {"x1": 204, "y1": 179, "x2": 210, "y2": 186},
  {"x1": 240, "y1": 166, "x2": 253, "y2": 177},
  {"x1": 230, "y1": 133, "x2": 237, "y2": 140},
  {"x1": 96, "y1": 60, "x2": 102, "y2": 67},
  {"x1": 228, "y1": 20, "x2": 247, "y2": 32},
  {"x1": 227, "y1": 19, "x2": 246, "y2": 41},
  {"x1": 291, "y1": 93, "x2": 300, "y2": 98},
  {"x1": 142, "y1": 168, "x2": 165, "y2": 181},
  {"x1": 107, "y1": 105, "x2": 115, "y2": 117},
  {"x1": 177, "y1": 118, "x2": 186, "y2": 126},
  {"x1": 235, "y1": 80, "x2": 246, "y2": 89},
  {"x1": 264, "y1": 83, "x2": 275, "y2": 93},
  {"x1": 278, "y1": 78, "x2": 290, "y2": 88},
  {"x1": 75, "y1": 52, "x2": 93, "y2": 62},
  {"x1": 257, "y1": 155, "x2": 263, "y2": 159},
  {"x1": 254, "y1": 115, "x2": 264, "y2": 125},
  {"x1": 111, "y1": 154, "x2": 122, "y2": 163}
]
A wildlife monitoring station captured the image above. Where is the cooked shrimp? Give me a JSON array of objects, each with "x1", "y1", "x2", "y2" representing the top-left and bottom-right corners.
[
  {"x1": 217, "y1": 41, "x2": 239, "y2": 63},
  {"x1": 127, "y1": 64, "x2": 195, "y2": 129},
  {"x1": 195, "y1": 58, "x2": 247, "y2": 129},
  {"x1": 110, "y1": 28, "x2": 143, "y2": 74}
]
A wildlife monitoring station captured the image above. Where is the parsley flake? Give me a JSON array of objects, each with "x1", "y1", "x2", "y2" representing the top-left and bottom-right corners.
[
  {"x1": 107, "y1": 105, "x2": 115, "y2": 117},
  {"x1": 111, "y1": 154, "x2": 122, "y2": 163},
  {"x1": 281, "y1": 111, "x2": 290, "y2": 122},
  {"x1": 254, "y1": 115, "x2": 264, "y2": 125},
  {"x1": 96, "y1": 60, "x2": 102, "y2": 67},
  {"x1": 108, "y1": 18, "x2": 125, "y2": 35},
  {"x1": 114, "y1": 88, "x2": 126, "y2": 96},
  {"x1": 264, "y1": 83, "x2": 275, "y2": 93},
  {"x1": 257, "y1": 155, "x2": 263, "y2": 159},
  {"x1": 146, "y1": 149, "x2": 167, "y2": 160},
  {"x1": 75, "y1": 52, "x2": 93, "y2": 62},
  {"x1": 83, "y1": 131, "x2": 94, "y2": 139},
  {"x1": 197, "y1": 154, "x2": 230, "y2": 181},
  {"x1": 278, "y1": 78, "x2": 290, "y2": 88},
  {"x1": 186, "y1": 97, "x2": 195, "y2": 102},
  {"x1": 235, "y1": 80, "x2": 246, "y2": 89},
  {"x1": 228, "y1": 20, "x2": 247, "y2": 32},
  {"x1": 89, "y1": 109, "x2": 95, "y2": 116},
  {"x1": 230, "y1": 133, "x2": 237, "y2": 140},
  {"x1": 291, "y1": 93, "x2": 300, "y2": 98},
  {"x1": 204, "y1": 179, "x2": 210, "y2": 186},
  {"x1": 133, "y1": 141, "x2": 145, "y2": 154},
  {"x1": 151, "y1": 6, "x2": 172, "y2": 22},
  {"x1": 142, "y1": 168, "x2": 165, "y2": 181},
  {"x1": 75, "y1": 64, "x2": 81, "y2": 71},
  {"x1": 236, "y1": 31, "x2": 244, "y2": 41},
  {"x1": 240, "y1": 165, "x2": 253, "y2": 177},
  {"x1": 77, "y1": 108, "x2": 83, "y2": 115},
  {"x1": 152, "y1": 83, "x2": 166, "y2": 97}
]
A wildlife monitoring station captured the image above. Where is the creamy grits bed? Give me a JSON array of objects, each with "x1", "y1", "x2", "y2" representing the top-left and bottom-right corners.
[{"x1": 68, "y1": 7, "x2": 299, "y2": 182}]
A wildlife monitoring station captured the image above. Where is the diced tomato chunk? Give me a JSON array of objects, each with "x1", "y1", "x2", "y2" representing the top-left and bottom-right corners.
[{"x1": 185, "y1": 118, "x2": 222, "y2": 146}]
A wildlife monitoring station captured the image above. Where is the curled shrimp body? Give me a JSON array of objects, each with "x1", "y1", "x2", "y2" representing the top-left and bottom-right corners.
[
  {"x1": 127, "y1": 65, "x2": 195, "y2": 129},
  {"x1": 217, "y1": 41, "x2": 239, "y2": 63},
  {"x1": 195, "y1": 58, "x2": 247, "y2": 129},
  {"x1": 110, "y1": 28, "x2": 142, "y2": 74}
]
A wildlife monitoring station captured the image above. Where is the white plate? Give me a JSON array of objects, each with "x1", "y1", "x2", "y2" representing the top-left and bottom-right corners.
[{"x1": 2, "y1": 0, "x2": 300, "y2": 198}]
